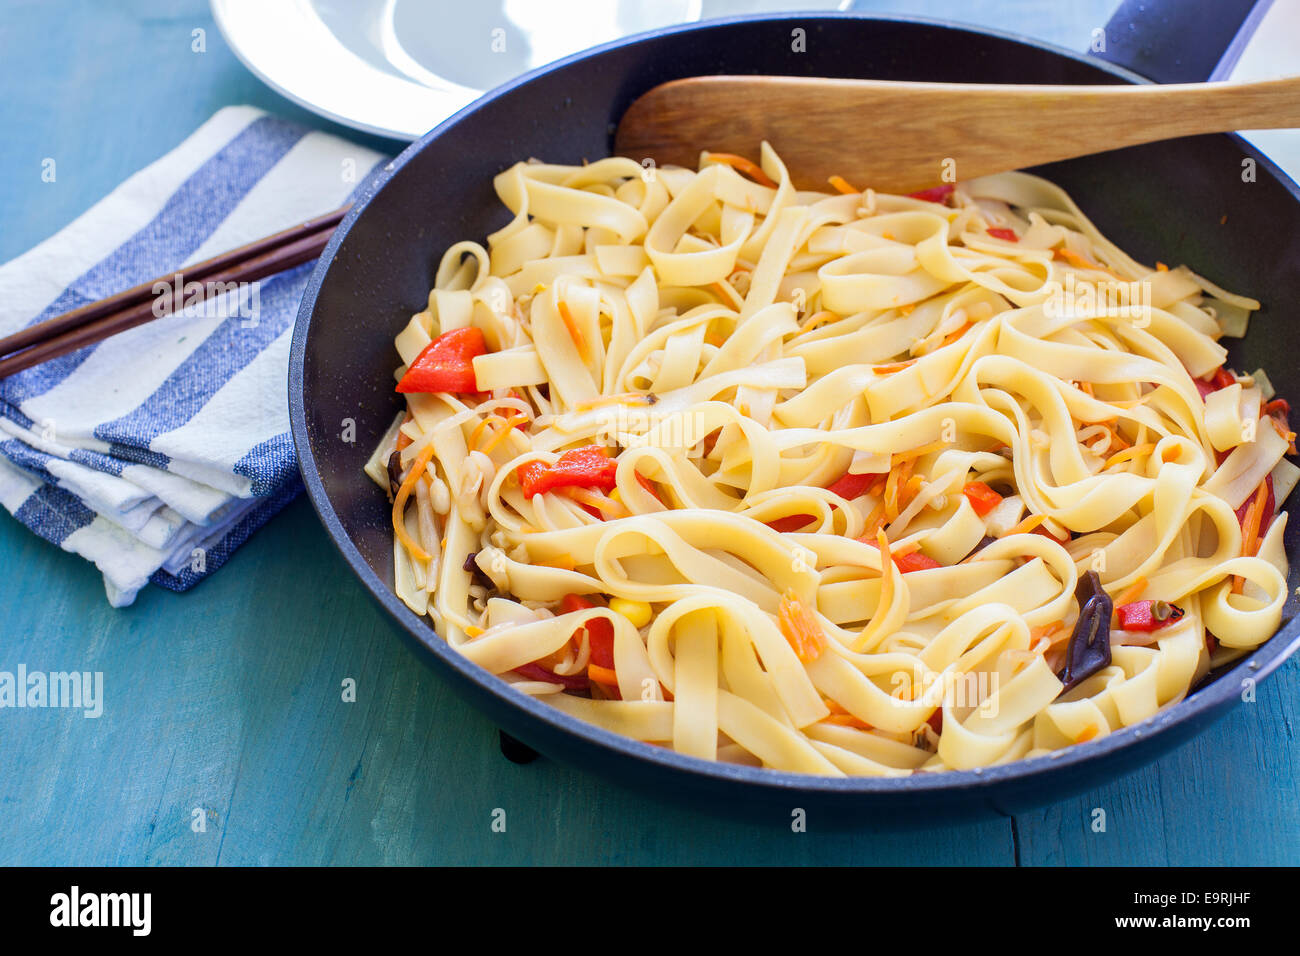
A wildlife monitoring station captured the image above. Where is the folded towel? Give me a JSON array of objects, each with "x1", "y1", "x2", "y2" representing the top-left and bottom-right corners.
[{"x1": 0, "y1": 106, "x2": 388, "y2": 606}]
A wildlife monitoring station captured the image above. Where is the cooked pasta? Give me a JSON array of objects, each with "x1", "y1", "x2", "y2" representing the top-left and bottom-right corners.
[{"x1": 365, "y1": 144, "x2": 1296, "y2": 776}]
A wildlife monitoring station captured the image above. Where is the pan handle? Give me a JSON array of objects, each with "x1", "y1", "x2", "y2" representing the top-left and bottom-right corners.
[{"x1": 1092, "y1": 0, "x2": 1273, "y2": 83}]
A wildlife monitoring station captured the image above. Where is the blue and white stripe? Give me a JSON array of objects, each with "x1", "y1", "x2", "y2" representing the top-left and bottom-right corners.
[{"x1": 0, "y1": 107, "x2": 387, "y2": 605}]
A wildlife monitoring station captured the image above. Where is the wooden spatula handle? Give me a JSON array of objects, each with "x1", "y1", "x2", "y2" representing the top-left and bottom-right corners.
[{"x1": 615, "y1": 75, "x2": 1300, "y2": 192}]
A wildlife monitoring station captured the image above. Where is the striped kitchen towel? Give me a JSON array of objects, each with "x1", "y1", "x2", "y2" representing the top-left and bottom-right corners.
[{"x1": 0, "y1": 106, "x2": 389, "y2": 606}]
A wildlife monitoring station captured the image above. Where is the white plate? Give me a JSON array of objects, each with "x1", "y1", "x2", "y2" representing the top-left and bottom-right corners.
[
  {"x1": 211, "y1": 0, "x2": 710, "y2": 140},
  {"x1": 211, "y1": 0, "x2": 857, "y2": 141}
]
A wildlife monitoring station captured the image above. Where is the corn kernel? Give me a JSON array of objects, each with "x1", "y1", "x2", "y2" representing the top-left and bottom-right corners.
[{"x1": 609, "y1": 597, "x2": 652, "y2": 629}]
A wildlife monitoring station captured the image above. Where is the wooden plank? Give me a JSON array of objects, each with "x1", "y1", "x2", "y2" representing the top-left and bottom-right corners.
[{"x1": 1017, "y1": 663, "x2": 1300, "y2": 865}]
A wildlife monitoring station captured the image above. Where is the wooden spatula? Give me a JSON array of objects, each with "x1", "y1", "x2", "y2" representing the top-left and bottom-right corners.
[{"x1": 614, "y1": 75, "x2": 1300, "y2": 193}]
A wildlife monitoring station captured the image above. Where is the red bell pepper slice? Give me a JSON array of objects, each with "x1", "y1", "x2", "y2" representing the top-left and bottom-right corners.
[
  {"x1": 765, "y1": 469, "x2": 884, "y2": 532},
  {"x1": 826, "y1": 470, "x2": 880, "y2": 500},
  {"x1": 395, "y1": 327, "x2": 487, "y2": 394},
  {"x1": 907, "y1": 183, "x2": 955, "y2": 204},
  {"x1": 514, "y1": 662, "x2": 589, "y2": 689},
  {"x1": 1116, "y1": 600, "x2": 1185, "y2": 632},
  {"x1": 559, "y1": 594, "x2": 618, "y2": 697},
  {"x1": 858, "y1": 537, "x2": 943, "y2": 573},
  {"x1": 961, "y1": 481, "x2": 1003, "y2": 517},
  {"x1": 1194, "y1": 365, "x2": 1237, "y2": 400},
  {"x1": 1263, "y1": 399, "x2": 1294, "y2": 454},
  {"x1": 766, "y1": 515, "x2": 815, "y2": 533},
  {"x1": 634, "y1": 471, "x2": 664, "y2": 503},
  {"x1": 518, "y1": 445, "x2": 618, "y2": 498},
  {"x1": 926, "y1": 709, "x2": 943, "y2": 734},
  {"x1": 1211, "y1": 367, "x2": 1236, "y2": 390},
  {"x1": 559, "y1": 593, "x2": 616, "y2": 668},
  {"x1": 986, "y1": 227, "x2": 1018, "y2": 241},
  {"x1": 894, "y1": 551, "x2": 942, "y2": 573},
  {"x1": 1031, "y1": 523, "x2": 1071, "y2": 545}
]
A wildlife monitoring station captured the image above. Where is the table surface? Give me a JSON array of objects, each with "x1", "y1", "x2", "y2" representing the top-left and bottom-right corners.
[{"x1": 1, "y1": 0, "x2": 1296, "y2": 866}]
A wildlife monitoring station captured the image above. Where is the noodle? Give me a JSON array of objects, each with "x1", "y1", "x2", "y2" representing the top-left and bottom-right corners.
[{"x1": 367, "y1": 144, "x2": 1291, "y2": 776}]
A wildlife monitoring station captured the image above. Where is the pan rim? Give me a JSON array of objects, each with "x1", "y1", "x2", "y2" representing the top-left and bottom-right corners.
[{"x1": 289, "y1": 11, "x2": 1300, "y2": 799}]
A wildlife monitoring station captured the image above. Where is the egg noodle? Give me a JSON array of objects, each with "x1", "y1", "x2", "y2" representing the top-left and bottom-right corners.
[{"x1": 365, "y1": 145, "x2": 1295, "y2": 776}]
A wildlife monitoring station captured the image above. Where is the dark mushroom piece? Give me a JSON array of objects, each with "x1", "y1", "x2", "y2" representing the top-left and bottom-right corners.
[
  {"x1": 386, "y1": 449, "x2": 404, "y2": 497},
  {"x1": 463, "y1": 551, "x2": 493, "y2": 589},
  {"x1": 1057, "y1": 570, "x2": 1113, "y2": 695}
]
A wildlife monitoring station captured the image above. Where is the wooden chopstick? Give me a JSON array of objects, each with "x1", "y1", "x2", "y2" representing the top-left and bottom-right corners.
[{"x1": 0, "y1": 204, "x2": 351, "y2": 380}]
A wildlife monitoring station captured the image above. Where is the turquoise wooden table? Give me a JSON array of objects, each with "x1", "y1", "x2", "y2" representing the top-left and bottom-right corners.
[{"x1": 1, "y1": 0, "x2": 1296, "y2": 866}]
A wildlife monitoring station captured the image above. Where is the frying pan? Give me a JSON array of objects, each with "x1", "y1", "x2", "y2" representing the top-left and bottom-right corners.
[{"x1": 288, "y1": 2, "x2": 1300, "y2": 823}]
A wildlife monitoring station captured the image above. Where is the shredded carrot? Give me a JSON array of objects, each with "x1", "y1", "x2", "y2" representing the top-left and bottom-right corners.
[
  {"x1": 823, "y1": 713, "x2": 874, "y2": 730},
  {"x1": 940, "y1": 320, "x2": 974, "y2": 348},
  {"x1": 395, "y1": 413, "x2": 414, "y2": 452},
  {"x1": 1103, "y1": 442, "x2": 1156, "y2": 470},
  {"x1": 704, "y1": 331, "x2": 727, "y2": 347},
  {"x1": 468, "y1": 415, "x2": 494, "y2": 452},
  {"x1": 480, "y1": 412, "x2": 528, "y2": 456},
  {"x1": 1075, "y1": 724, "x2": 1101, "y2": 743},
  {"x1": 563, "y1": 485, "x2": 629, "y2": 519},
  {"x1": 557, "y1": 300, "x2": 591, "y2": 363},
  {"x1": 711, "y1": 279, "x2": 744, "y2": 310},
  {"x1": 1113, "y1": 576, "x2": 1148, "y2": 608},
  {"x1": 1054, "y1": 248, "x2": 1106, "y2": 271},
  {"x1": 1267, "y1": 414, "x2": 1298, "y2": 455},
  {"x1": 1094, "y1": 421, "x2": 1131, "y2": 453},
  {"x1": 862, "y1": 498, "x2": 887, "y2": 534},
  {"x1": 587, "y1": 663, "x2": 619, "y2": 687},
  {"x1": 1232, "y1": 480, "x2": 1269, "y2": 593},
  {"x1": 1004, "y1": 513, "x2": 1045, "y2": 536},
  {"x1": 778, "y1": 590, "x2": 825, "y2": 662},
  {"x1": 1156, "y1": 261, "x2": 1169, "y2": 272},
  {"x1": 872, "y1": 529, "x2": 896, "y2": 618},
  {"x1": 1243, "y1": 479, "x2": 1268, "y2": 558},
  {"x1": 536, "y1": 553, "x2": 577, "y2": 571},
  {"x1": 574, "y1": 392, "x2": 654, "y2": 411},
  {"x1": 1078, "y1": 381, "x2": 1095, "y2": 398},
  {"x1": 800, "y1": 310, "x2": 836, "y2": 331},
  {"x1": 849, "y1": 530, "x2": 898, "y2": 657},
  {"x1": 891, "y1": 444, "x2": 944, "y2": 467},
  {"x1": 704, "y1": 152, "x2": 777, "y2": 188},
  {"x1": 899, "y1": 474, "x2": 924, "y2": 514},
  {"x1": 873, "y1": 359, "x2": 915, "y2": 375},
  {"x1": 883, "y1": 458, "x2": 914, "y2": 521},
  {"x1": 828, "y1": 174, "x2": 859, "y2": 195},
  {"x1": 464, "y1": 625, "x2": 484, "y2": 638},
  {"x1": 897, "y1": 303, "x2": 916, "y2": 317},
  {"x1": 392, "y1": 444, "x2": 436, "y2": 562}
]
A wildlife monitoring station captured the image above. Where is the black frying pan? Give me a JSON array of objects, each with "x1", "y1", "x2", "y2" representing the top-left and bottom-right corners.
[{"x1": 289, "y1": 3, "x2": 1300, "y2": 823}]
